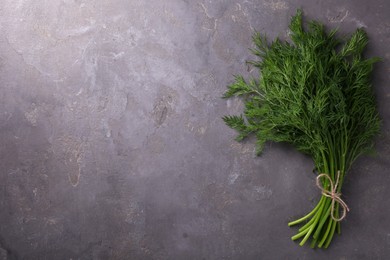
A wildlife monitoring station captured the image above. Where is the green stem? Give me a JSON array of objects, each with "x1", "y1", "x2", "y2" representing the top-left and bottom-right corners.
[
  {"x1": 324, "y1": 216, "x2": 338, "y2": 248},
  {"x1": 317, "y1": 216, "x2": 333, "y2": 248},
  {"x1": 298, "y1": 199, "x2": 325, "y2": 232},
  {"x1": 292, "y1": 209, "x2": 322, "y2": 240},
  {"x1": 288, "y1": 196, "x2": 324, "y2": 227},
  {"x1": 313, "y1": 198, "x2": 332, "y2": 239},
  {"x1": 289, "y1": 151, "x2": 348, "y2": 248},
  {"x1": 299, "y1": 206, "x2": 322, "y2": 246}
]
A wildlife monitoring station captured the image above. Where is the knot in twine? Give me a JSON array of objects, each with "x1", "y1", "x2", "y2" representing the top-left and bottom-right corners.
[{"x1": 316, "y1": 171, "x2": 350, "y2": 221}]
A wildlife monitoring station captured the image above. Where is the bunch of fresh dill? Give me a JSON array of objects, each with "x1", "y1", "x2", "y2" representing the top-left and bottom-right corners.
[{"x1": 223, "y1": 10, "x2": 380, "y2": 248}]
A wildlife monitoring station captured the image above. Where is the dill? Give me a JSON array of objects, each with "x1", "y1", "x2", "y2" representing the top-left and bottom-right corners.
[{"x1": 223, "y1": 9, "x2": 380, "y2": 248}]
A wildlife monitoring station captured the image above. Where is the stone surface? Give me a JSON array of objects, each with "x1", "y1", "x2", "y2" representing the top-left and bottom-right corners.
[{"x1": 0, "y1": 0, "x2": 389, "y2": 259}]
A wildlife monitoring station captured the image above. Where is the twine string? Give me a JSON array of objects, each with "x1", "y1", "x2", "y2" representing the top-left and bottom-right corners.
[{"x1": 316, "y1": 170, "x2": 350, "y2": 221}]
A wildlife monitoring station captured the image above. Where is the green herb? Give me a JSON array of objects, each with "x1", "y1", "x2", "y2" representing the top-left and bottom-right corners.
[{"x1": 223, "y1": 9, "x2": 380, "y2": 248}]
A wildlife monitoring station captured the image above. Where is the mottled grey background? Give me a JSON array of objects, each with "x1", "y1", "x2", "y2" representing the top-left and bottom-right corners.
[{"x1": 0, "y1": 0, "x2": 389, "y2": 259}]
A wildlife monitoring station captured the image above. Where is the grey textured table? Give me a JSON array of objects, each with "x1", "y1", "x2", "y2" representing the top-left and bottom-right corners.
[{"x1": 0, "y1": 0, "x2": 389, "y2": 259}]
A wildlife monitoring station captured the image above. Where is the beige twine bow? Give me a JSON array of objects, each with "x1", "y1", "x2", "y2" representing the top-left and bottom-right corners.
[{"x1": 316, "y1": 171, "x2": 350, "y2": 221}]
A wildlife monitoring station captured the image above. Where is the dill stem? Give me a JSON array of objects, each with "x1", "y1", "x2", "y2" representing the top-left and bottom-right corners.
[
  {"x1": 288, "y1": 196, "x2": 324, "y2": 226},
  {"x1": 299, "y1": 203, "x2": 323, "y2": 246},
  {"x1": 324, "y1": 215, "x2": 338, "y2": 248},
  {"x1": 318, "y1": 214, "x2": 334, "y2": 248},
  {"x1": 313, "y1": 198, "x2": 332, "y2": 239},
  {"x1": 291, "y1": 199, "x2": 324, "y2": 241}
]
